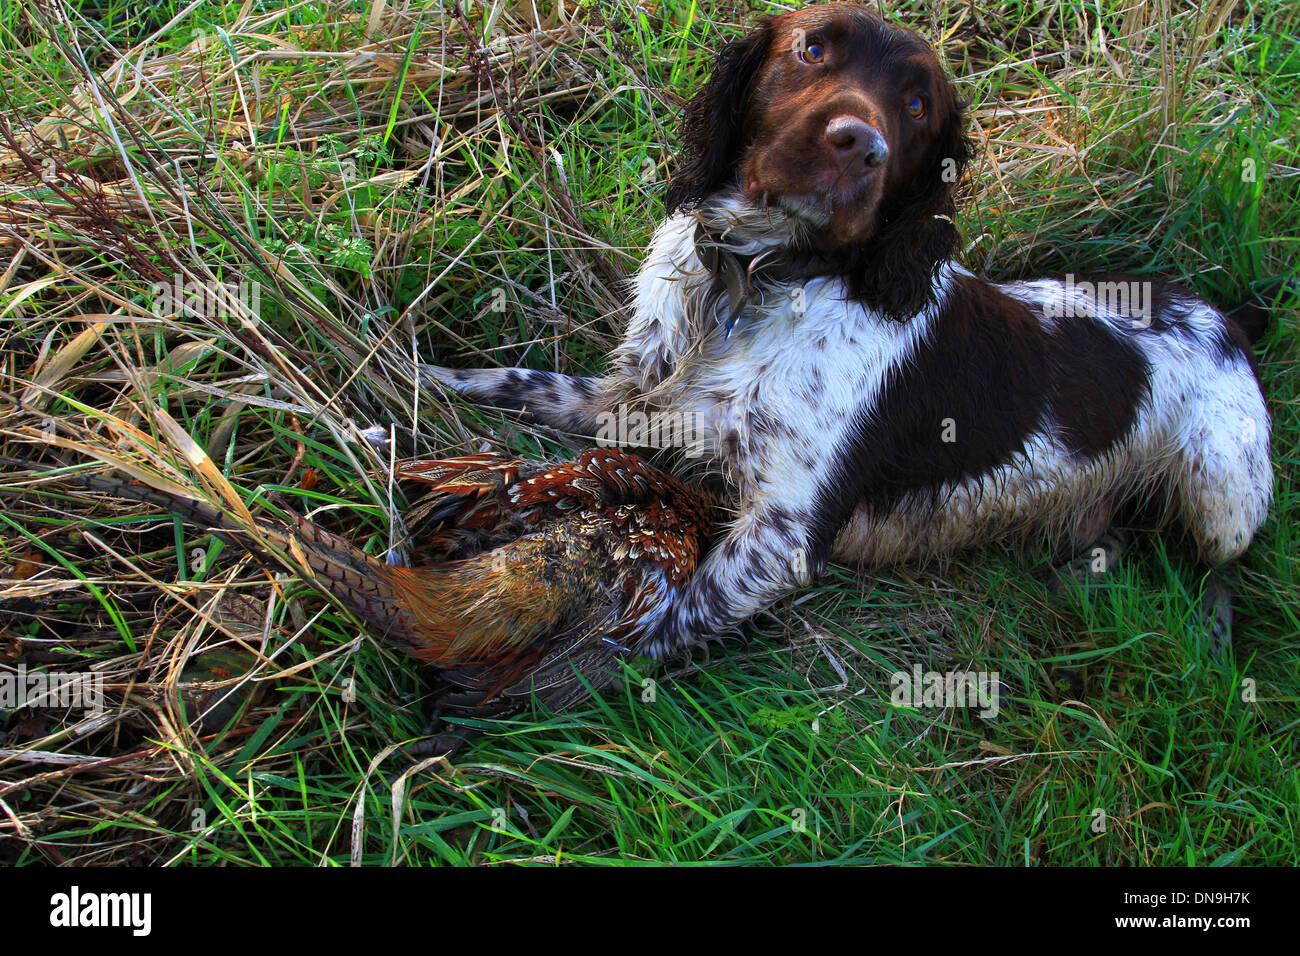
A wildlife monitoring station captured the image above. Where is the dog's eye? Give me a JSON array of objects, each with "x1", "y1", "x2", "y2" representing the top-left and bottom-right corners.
[
  {"x1": 800, "y1": 43, "x2": 825, "y2": 64},
  {"x1": 906, "y1": 95, "x2": 926, "y2": 118}
]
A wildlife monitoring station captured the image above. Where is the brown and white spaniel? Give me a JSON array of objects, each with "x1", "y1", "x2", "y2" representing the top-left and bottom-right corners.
[{"x1": 424, "y1": 3, "x2": 1273, "y2": 656}]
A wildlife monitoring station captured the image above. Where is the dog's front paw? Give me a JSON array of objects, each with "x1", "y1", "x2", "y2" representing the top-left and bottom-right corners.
[{"x1": 635, "y1": 600, "x2": 707, "y2": 661}]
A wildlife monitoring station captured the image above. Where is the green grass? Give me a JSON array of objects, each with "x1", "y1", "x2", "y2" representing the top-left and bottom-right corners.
[{"x1": 0, "y1": 0, "x2": 1296, "y2": 865}]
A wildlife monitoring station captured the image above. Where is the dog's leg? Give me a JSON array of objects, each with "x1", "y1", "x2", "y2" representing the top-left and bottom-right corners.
[
  {"x1": 1043, "y1": 515, "x2": 1130, "y2": 597},
  {"x1": 644, "y1": 442, "x2": 847, "y2": 658},
  {"x1": 1198, "y1": 563, "x2": 1237, "y2": 654},
  {"x1": 421, "y1": 364, "x2": 606, "y2": 434},
  {"x1": 646, "y1": 496, "x2": 822, "y2": 656},
  {"x1": 1169, "y1": 355, "x2": 1272, "y2": 653}
]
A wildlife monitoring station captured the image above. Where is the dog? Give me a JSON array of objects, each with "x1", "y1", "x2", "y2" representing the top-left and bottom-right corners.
[{"x1": 424, "y1": 3, "x2": 1273, "y2": 658}]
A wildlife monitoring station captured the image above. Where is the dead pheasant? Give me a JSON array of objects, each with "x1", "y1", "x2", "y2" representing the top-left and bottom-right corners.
[{"x1": 2, "y1": 449, "x2": 720, "y2": 744}]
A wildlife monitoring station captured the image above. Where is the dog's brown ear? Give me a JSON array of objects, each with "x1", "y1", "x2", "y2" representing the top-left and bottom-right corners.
[
  {"x1": 665, "y1": 20, "x2": 774, "y2": 214},
  {"x1": 928, "y1": 85, "x2": 974, "y2": 217},
  {"x1": 851, "y1": 79, "x2": 973, "y2": 321}
]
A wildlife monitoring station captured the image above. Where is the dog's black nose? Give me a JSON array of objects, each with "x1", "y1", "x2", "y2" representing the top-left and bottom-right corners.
[{"x1": 824, "y1": 116, "x2": 889, "y2": 168}]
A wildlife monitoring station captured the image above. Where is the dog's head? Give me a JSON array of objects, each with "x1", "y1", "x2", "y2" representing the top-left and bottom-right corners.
[{"x1": 666, "y1": 4, "x2": 972, "y2": 319}]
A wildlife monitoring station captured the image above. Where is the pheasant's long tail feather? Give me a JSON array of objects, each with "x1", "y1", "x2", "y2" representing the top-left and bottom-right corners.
[
  {"x1": 0, "y1": 456, "x2": 434, "y2": 654},
  {"x1": 1, "y1": 455, "x2": 253, "y2": 554}
]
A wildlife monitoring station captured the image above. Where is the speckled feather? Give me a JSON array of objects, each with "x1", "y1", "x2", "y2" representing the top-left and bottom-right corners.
[{"x1": 16, "y1": 449, "x2": 719, "y2": 729}]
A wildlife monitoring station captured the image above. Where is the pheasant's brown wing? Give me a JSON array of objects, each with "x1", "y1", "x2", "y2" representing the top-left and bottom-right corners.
[{"x1": 397, "y1": 454, "x2": 540, "y2": 560}]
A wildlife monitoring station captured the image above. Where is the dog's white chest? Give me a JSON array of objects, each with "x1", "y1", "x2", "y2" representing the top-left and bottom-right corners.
[{"x1": 670, "y1": 283, "x2": 923, "y2": 492}]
